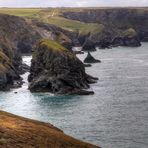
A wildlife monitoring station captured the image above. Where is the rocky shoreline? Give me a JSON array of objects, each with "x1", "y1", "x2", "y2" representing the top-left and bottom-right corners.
[{"x1": 0, "y1": 110, "x2": 100, "y2": 148}]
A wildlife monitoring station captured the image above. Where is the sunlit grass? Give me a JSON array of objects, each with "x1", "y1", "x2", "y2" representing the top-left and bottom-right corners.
[
  {"x1": 0, "y1": 8, "x2": 104, "y2": 34},
  {"x1": 0, "y1": 8, "x2": 42, "y2": 17}
]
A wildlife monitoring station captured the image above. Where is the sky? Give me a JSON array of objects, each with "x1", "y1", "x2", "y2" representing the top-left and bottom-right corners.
[{"x1": 0, "y1": 0, "x2": 148, "y2": 7}]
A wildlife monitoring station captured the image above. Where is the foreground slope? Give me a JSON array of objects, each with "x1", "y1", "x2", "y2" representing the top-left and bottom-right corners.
[{"x1": 0, "y1": 110, "x2": 100, "y2": 148}]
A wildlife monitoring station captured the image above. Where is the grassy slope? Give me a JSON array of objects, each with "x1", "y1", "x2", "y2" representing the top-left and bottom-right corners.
[
  {"x1": 0, "y1": 8, "x2": 42, "y2": 17},
  {"x1": 0, "y1": 8, "x2": 104, "y2": 35},
  {"x1": 0, "y1": 110, "x2": 99, "y2": 148}
]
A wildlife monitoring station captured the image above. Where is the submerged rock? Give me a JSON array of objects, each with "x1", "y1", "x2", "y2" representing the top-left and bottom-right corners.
[
  {"x1": 84, "y1": 52, "x2": 101, "y2": 63},
  {"x1": 29, "y1": 39, "x2": 98, "y2": 95},
  {"x1": 0, "y1": 110, "x2": 100, "y2": 148}
]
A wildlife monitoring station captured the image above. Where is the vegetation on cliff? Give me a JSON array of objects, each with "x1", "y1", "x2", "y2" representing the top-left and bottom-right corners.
[
  {"x1": 29, "y1": 39, "x2": 98, "y2": 95},
  {"x1": 0, "y1": 8, "x2": 104, "y2": 35}
]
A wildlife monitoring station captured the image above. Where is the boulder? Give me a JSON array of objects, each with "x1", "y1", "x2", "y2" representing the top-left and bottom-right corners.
[
  {"x1": 29, "y1": 39, "x2": 98, "y2": 95},
  {"x1": 84, "y1": 52, "x2": 101, "y2": 63}
]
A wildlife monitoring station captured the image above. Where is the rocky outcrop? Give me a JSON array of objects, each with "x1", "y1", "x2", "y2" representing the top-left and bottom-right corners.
[
  {"x1": 0, "y1": 37, "x2": 22, "y2": 90},
  {"x1": 84, "y1": 52, "x2": 101, "y2": 63},
  {"x1": 0, "y1": 14, "x2": 77, "y2": 90},
  {"x1": 32, "y1": 20, "x2": 75, "y2": 50},
  {"x1": 112, "y1": 28, "x2": 141, "y2": 47},
  {"x1": 0, "y1": 110, "x2": 100, "y2": 148},
  {"x1": 29, "y1": 39, "x2": 98, "y2": 95},
  {"x1": 0, "y1": 14, "x2": 41, "y2": 54}
]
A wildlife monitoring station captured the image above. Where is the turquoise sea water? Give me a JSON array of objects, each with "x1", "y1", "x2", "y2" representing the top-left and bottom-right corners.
[{"x1": 1, "y1": 44, "x2": 148, "y2": 148}]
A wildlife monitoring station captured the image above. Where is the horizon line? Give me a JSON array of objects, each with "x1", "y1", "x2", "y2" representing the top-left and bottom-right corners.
[{"x1": 0, "y1": 6, "x2": 148, "y2": 8}]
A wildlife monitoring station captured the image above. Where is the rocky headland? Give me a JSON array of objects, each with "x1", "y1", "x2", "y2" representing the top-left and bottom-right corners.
[
  {"x1": 0, "y1": 13, "x2": 75, "y2": 90},
  {"x1": 62, "y1": 8, "x2": 148, "y2": 50},
  {"x1": 29, "y1": 39, "x2": 98, "y2": 95},
  {"x1": 0, "y1": 110, "x2": 100, "y2": 148}
]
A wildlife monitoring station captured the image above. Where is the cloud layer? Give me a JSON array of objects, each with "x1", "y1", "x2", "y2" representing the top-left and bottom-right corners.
[{"x1": 0, "y1": 0, "x2": 148, "y2": 7}]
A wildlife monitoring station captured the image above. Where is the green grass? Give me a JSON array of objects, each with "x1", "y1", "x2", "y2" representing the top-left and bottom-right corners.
[
  {"x1": 0, "y1": 8, "x2": 104, "y2": 35},
  {"x1": 40, "y1": 39, "x2": 67, "y2": 52},
  {"x1": 41, "y1": 16, "x2": 104, "y2": 34},
  {"x1": 0, "y1": 8, "x2": 42, "y2": 17}
]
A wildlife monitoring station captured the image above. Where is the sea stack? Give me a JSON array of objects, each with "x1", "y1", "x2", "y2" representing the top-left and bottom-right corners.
[
  {"x1": 28, "y1": 39, "x2": 98, "y2": 95},
  {"x1": 84, "y1": 52, "x2": 101, "y2": 63}
]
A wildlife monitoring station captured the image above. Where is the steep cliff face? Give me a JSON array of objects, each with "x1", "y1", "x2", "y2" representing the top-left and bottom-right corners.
[
  {"x1": 0, "y1": 14, "x2": 73, "y2": 54},
  {"x1": 0, "y1": 14, "x2": 76, "y2": 90},
  {"x1": 63, "y1": 8, "x2": 148, "y2": 49},
  {"x1": 29, "y1": 39, "x2": 98, "y2": 95},
  {"x1": 0, "y1": 110, "x2": 100, "y2": 148},
  {"x1": 0, "y1": 14, "x2": 41, "y2": 90},
  {"x1": 0, "y1": 14, "x2": 41, "y2": 53},
  {"x1": 0, "y1": 51, "x2": 18, "y2": 90},
  {"x1": 0, "y1": 37, "x2": 21, "y2": 90}
]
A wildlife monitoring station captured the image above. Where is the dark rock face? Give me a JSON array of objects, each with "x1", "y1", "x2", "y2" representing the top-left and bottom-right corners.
[
  {"x1": 62, "y1": 8, "x2": 148, "y2": 49},
  {"x1": 0, "y1": 43, "x2": 21, "y2": 90},
  {"x1": 84, "y1": 52, "x2": 101, "y2": 63},
  {"x1": 0, "y1": 14, "x2": 75, "y2": 90},
  {"x1": 82, "y1": 39, "x2": 96, "y2": 51},
  {"x1": 0, "y1": 14, "x2": 41, "y2": 54},
  {"x1": 32, "y1": 20, "x2": 75, "y2": 50},
  {"x1": 29, "y1": 39, "x2": 98, "y2": 95},
  {"x1": 112, "y1": 36, "x2": 141, "y2": 47}
]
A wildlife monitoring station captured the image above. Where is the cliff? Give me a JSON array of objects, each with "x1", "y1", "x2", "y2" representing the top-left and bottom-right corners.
[
  {"x1": 1, "y1": 8, "x2": 147, "y2": 50},
  {"x1": 62, "y1": 8, "x2": 148, "y2": 49},
  {"x1": 0, "y1": 110, "x2": 100, "y2": 148},
  {"x1": 29, "y1": 39, "x2": 98, "y2": 95},
  {"x1": 0, "y1": 13, "x2": 75, "y2": 90}
]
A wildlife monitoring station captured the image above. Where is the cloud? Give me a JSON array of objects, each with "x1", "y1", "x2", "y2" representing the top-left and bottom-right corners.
[{"x1": 0, "y1": 0, "x2": 148, "y2": 7}]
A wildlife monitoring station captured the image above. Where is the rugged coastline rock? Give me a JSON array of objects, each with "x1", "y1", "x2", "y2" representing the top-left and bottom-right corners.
[
  {"x1": 29, "y1": 39, "x2": 98, "y2": 95},
  {"x1": 84, "y1": 52, "x2": 101, "y2": 63},
  {"x1": 0, "y1": 110, "x2": 100, "y2": 148},
  {"x1": 0, "y1": 37, "x2": 22, "y2": 90},
  {"x1": 0, "y1": 14, "x2": 41, "y2": 54},
  {"x1": 0, "y1": 14, "x2": 76, "y2": 90},
  {"x1": 62, "y1": 8, "x2": 148, "y2": 49}
]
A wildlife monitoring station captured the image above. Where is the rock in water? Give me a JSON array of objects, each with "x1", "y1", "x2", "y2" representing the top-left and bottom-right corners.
[
  {"x1": 84, "y1": 52, "x2": 101, "y2": 63},
  {"x1": 29, "y1": 39, "x2": 98, "y2": 95}
]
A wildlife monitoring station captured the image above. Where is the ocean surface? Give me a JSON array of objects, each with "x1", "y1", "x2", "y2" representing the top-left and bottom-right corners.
[{"x1": 1, "y1": 43, "x2": 148, "y2": 148}]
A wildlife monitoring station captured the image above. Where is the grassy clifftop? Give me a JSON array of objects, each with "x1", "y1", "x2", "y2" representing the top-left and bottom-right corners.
[{"x1": 0, "y1": 8, "x2": 104, "y2": 35}]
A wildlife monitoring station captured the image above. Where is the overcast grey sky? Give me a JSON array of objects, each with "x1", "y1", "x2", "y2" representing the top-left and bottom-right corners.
[{"x1": 0, "y1": 0, "x2": 148, "y2": 7}]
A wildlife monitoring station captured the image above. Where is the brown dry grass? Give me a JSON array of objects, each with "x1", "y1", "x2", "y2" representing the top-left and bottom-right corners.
[{"x1": 0, "y1": 110, "x2": 100, "y2": 148}]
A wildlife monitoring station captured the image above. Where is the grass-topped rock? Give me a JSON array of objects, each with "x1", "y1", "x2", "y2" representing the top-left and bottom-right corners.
[{"x1": 29, "y1": 39, "x2": 98, "y2": 95}]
